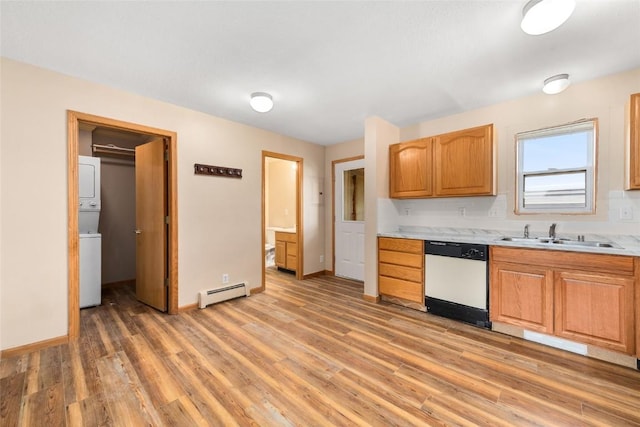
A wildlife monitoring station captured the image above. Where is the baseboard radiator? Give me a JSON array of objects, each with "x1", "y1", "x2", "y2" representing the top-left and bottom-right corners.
[{"x1": 198, "y1": 282, "x2": 249, "y2": 309}]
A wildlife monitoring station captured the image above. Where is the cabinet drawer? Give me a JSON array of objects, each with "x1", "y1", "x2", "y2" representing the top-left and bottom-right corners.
[
  {"x1": 491, "y1": 246, "x2": 634, "y2": 276},
  {"x1": 286, "y1": 242, "x2": 297, "y2": 256},
  {"x1": 275, "y1": 232, "x2": 297, "y2": 243},
  {"x1": 379, "y1": 250, "x2": 423, "y2": 268},
  {"x1": 379, "y1": 237, "x2": 423, "y2": 254},
  {"x1": 379, "y1": 276, "x2": 423, "y2": 303},
  {"x1": 379, "y1": 263, "x2": 423, "y2": 283}
]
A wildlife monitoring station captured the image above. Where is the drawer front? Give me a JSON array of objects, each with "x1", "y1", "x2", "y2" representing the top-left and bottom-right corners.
[
  {"x1": 286, "y1": 242, "x2": 298, "y2": 256},
  {"x1": 379, "y1": 263, "x2": 423, "y2": 283},
  {"x1": 379, "y1": 250, "x2": 423, "y2": 268},
  {"x1": 379, "y1": 276, "x2": 423, "y2": 303},
  {"x1": 491, "y1": 246, "x2": 634, "y2": 276},
  {"x1": 276, "y1": 232, "x2": 297, "y2": 243},
  {"x1": 379, "y1": 237, "x2": 423, "y2": 254},
  {"x1": 286, "y1": 255, "x2": 297, "y2": 270}
]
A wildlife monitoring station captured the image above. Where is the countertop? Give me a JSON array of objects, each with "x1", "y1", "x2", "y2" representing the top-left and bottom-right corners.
[{"x1": 378, "y1": 226, "x2": 640, "y2": 257}]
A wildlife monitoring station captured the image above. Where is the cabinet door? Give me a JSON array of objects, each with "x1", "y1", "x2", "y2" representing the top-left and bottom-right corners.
[
  {"x1": 555, "y1": 272, "x2": 634, "y2": 354},
  {"x1": 389, "y1": 138, "x2": 432, "y2": 198},
  {"x1": 434, "y1": 124, "x2": 494, "y2": 196},
  {"x1": 286, "y1": 242, "x2": 297, "y2": 271},
  {"x1": 628, "y1": 93, "x2": 640, "y2": 190},
  {"x1": 275, "y1": 241, "x2": 286, "y2": 268},
  {"x1": 490, "y1": 262, "x2": 554, "y2": 333}
]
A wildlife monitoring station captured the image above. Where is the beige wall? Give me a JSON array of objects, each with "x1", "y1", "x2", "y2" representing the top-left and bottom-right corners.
[
  {"x1": 0, "y1": 58, "x2": 325, "y2": 350},
  {"x1": 266, "y1": 158, "x2": 297, "y2": 229},
  {"x1": 377, "y1": 68, "x2": 640, "y2": 237},
  {"x1": 323, "y1": 138, "x2": 364, "y2": 272}
]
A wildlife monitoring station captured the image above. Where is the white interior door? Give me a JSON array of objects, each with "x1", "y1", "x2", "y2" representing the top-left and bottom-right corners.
[{"x1": 335, "y1": 159, "x2": 365, "y2": 281}]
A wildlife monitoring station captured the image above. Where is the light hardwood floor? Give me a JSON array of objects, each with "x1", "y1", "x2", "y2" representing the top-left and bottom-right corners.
[{"x1": 2, "y1": 269, "x2": 640, "y2": 426}]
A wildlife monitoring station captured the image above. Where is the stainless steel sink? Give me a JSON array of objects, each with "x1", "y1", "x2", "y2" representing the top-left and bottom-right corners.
[
  {"x1": 552, "y1": 240, "x2": 616, "y2": 248},
  {"x1": 500, "y1": 237, "x2": 551, "y2": 243},
  {"x1": 499, "y1": 237, "x2": 619, "y2": 249}
]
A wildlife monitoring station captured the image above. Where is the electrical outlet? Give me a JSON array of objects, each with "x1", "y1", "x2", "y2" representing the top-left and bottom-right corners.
[
  {"x1": 619, "y1": 207, "x2": 633, "y2": 220},
  {"x1": 320, "y1": 255, "x2": 324, "y2": 263},
  {"x1": 222, "y1": 274, "x2": 229, "y2": 284},
  {"x1": 488, "y1": 208, "x2": 498, "y2": 217},
  {"x1": 404, "y1": 208, "x2": 411, "y2": 216},
  {"x1": 458, "y1": 207, "x2": 466, "y2": 217}
]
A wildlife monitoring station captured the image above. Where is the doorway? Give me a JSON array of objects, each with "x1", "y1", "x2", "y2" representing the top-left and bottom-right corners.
[
  {"x1": 67, "y1": 111, "x2": 178, "y2": 340},
  {"x1": 333, "y1": 156, "x2": 365, "y2": 281},
  {"x1": 261, "y1": 151, "x2": 303, "y2": 289}
]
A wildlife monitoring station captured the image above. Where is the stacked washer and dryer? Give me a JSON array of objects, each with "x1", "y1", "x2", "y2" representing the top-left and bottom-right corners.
[{"x1": 79, "y1": 155, "x2": 102, "y2": 308}]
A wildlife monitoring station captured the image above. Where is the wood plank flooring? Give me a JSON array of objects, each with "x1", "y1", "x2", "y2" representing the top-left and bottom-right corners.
[{"x1": 2, "y1": 269, "x2": 640, "y2": 426}]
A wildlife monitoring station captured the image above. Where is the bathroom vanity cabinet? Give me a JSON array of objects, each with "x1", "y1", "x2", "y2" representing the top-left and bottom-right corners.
[{"x1": 275, "y1": 231, "x2": 297, "y2": 272}]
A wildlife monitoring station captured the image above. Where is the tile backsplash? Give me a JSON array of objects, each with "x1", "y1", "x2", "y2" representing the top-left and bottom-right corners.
[{"x1": 378, "y1": 190, "x2": 640, "y2": 236}]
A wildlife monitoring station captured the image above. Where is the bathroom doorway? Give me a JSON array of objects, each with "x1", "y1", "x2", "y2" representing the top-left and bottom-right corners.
[
  {"x1": 67, "y1": 111, "x2": 178, "y2": 339},
  {"x1": 261, "y1": 151, "x2": 303, "y2": 289}
]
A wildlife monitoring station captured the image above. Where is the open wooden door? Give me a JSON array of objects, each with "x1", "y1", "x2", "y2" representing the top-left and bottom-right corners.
[{"x1": 135, "y1": 137, "x2": 167, "y2": 311}]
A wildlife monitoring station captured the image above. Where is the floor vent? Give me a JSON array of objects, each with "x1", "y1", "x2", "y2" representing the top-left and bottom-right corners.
[{"x1": 198, "y1": 282, "x2": 249, "y2": 309}]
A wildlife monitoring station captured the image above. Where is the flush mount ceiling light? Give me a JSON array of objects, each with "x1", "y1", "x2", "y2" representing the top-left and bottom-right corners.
[
  {"x1": 521, "y1": 0, "x2": 576, "y2": 35},
  {"x1": 250, "y1": 92, "x2": 273, "y2": 113},
  {"x1": 543, "y1": 73, "x2": 570, "y2": 94}
]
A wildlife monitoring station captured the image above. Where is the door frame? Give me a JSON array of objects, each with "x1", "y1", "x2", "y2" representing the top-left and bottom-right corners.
[
  {"x1": 332, "y1": 155, "x2": 364, "y2": 276},
  {"x1": 67, "y1": 111, "x2": 179, "y2": 340},
  {"x1": 261, "y1": 151, "x2": 303, "y2": 289}
]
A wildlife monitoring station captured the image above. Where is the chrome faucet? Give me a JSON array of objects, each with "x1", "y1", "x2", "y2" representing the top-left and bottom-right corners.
[
  {"x1": 523, "y1": 224, "x2": 530, "y2": 238},
  {"x1": 549, "y1": 223, "x2": 557, "y2": 240}
]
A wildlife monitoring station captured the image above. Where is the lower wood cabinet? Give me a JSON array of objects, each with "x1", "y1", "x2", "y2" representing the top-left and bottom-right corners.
[
  {"x1": 378, "y1": 237, "x2": 424, "y2": 304},
  {"x1": 275, "y1": 232, "x2": 297, "y2": 272},
  {"x1": 490, "y1": 262, "x2": 554, "y2": 334},
  {"x1": 490, "y1": 247, "x2": 637, "y2": 355},
  {"x1": 555, "y1": 271, "x2": 634, "y2": 354}
]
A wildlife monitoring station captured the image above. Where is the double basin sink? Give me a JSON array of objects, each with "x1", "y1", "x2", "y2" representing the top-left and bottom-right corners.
[{"x1": 499, "y1": 236, "x2": 619, "y2": 249}]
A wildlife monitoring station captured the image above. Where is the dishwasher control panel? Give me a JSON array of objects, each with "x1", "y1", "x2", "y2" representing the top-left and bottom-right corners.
[{"x1": 424, "y1": 240, "x2": 487, "y2": 261}]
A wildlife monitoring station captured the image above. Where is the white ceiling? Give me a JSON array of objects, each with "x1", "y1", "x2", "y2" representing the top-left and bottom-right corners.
[{"x1": 2, "y1": 1, "x2": 639, "y2": 146}]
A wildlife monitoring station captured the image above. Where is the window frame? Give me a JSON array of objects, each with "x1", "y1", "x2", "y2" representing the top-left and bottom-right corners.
[{"x1": 515, "y1": 119, "x2": 597, "y2": 215}]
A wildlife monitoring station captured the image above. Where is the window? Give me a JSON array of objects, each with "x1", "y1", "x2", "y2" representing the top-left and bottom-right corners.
[
  {"x1": 343, "y1": 168, "x2": 364, "y2": 221},
  {"x1": 516, "y1": 119, "x2": 596, "y2": 214}
]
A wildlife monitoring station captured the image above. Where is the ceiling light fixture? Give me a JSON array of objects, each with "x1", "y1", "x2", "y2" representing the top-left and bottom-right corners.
[
  {"x1": 521, "y1": 0, "x2": 576, "y2": 35},
  {"x1": 250, "y1": 92, "x2": 273, "y2": 113},
  {"x1": 543, "y1": 73, "x2": 570, "y2": 94}
]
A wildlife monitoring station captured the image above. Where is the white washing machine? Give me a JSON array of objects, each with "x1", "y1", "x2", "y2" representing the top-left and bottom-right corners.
[{"x1": 79, "y1": 155, "x2": 102, "y2": 308}]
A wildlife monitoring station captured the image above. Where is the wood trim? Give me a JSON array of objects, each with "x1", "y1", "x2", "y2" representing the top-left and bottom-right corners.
[
  {"x1": 67, "y1": 113, "x2": 80, "y2": 340},
  {"x1": 67, "y1": 111, "x2": 179, "y2": 339},
  {"x1": 178, "y1": 303, "x2": 198, "y2": 313},
  {"x1": 0, "y1": 335, "x2": 68, "y2": 359},
  {"x1": 167, "y1": 130, "x2": 179, "y2": 315},
  {"x1": 262, "y1": 151, "x2": 304, "y2": 288},
  {"x1": 303, "y1": 270, "x2": 328, "y2": 280},
  {"x1": 636, "y1": 257, "x2": 640, "y2": 357},
  {"x1": 250, "y1": 286, "x2": 265, "y2": 296},
  {"x1": 628, "y1": 93, "x2": 640, "y2": 189},
  {"x1": 331, "y1": 155, "x2": 365, "y2": 278},
  {"x1": 362, "y1": 294, "x2": 380, "y2": 303}
]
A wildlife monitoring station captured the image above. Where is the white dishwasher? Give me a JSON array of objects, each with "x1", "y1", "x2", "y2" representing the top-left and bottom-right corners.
[{"x1": 424, "y1": 240, "x2": 489, "y2": 328}]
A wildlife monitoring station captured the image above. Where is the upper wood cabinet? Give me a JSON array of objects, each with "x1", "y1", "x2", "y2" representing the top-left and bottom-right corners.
[
  {"x1": 627, "y1": 93, "x2": 640, "y2": 190},
  {"x1": 389, "y1": 124, "x2": 495, "y2": 199},
  {"x1": 434, "y1": 124, "x2": 495, "y2": 196},
  {"x1": 389, "y1": 138, "x2": 432, "y2": 198}
]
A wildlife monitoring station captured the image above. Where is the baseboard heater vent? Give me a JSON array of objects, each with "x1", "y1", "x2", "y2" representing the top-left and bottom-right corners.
[{"x1": 198, "y1": 282, "x2": 249, "y2": 309}]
